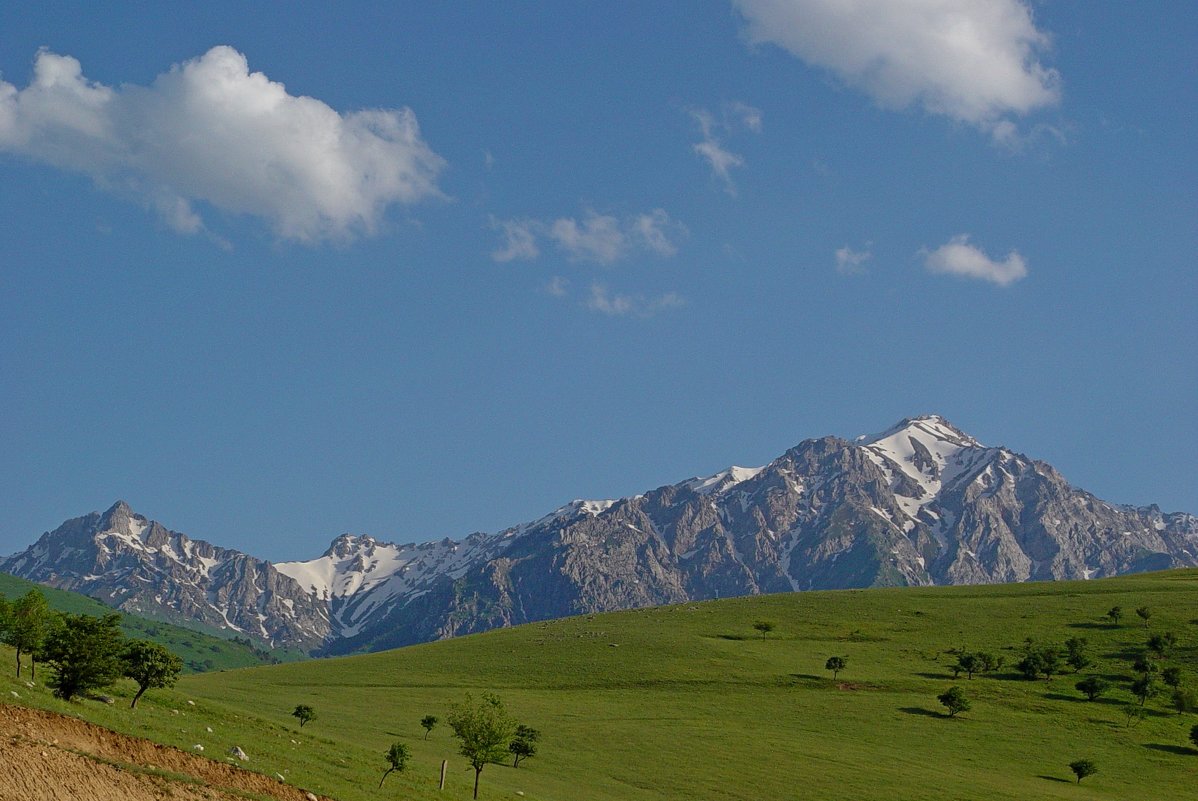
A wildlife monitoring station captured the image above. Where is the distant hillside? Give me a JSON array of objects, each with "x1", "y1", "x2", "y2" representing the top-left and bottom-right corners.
[
  {"x1": 0, "y1": 573, "x2": 302, "y2": 672},
  {"x1": 2, "y1": 570, "x2": 1196, "y2": 800}
]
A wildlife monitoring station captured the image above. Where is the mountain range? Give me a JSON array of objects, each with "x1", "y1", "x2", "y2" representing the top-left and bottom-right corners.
[{"x1": 4, "y1": 415, "x2": 1194, "y2": 654}]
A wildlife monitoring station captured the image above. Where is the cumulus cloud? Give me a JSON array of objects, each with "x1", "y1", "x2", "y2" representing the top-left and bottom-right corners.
[
  {"x1": 835, "y1": 245, "x2": 871, "y2": 275},
  {"x1": 734, "y1": 0, "x2": 1060, "y2": 141},
  {"x1": 490, "y1": 208, "x2": 686, "y2": 265},
  {"x1": 690, "y1": 102, "x2": 761, "y2": 194},
  {"x1": 587, "y1": 284, "x2": 685, "y2": 317},
  {"x1": 923, "y1": 234, "x2": 1027, "y2": 286},
  {"x1": 0, "y1": 46, "x2": 445, "y2": 241}
]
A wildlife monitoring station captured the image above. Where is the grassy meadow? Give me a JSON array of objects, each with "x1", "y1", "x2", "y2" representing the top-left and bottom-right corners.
[{"x1": 3, "y1": 570, "x2": 1197, "y2": 800}]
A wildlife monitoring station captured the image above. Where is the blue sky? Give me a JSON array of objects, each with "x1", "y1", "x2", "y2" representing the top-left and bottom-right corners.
[{"x1": 1, "y1": 2, "x2": 1194, "y2": 560}]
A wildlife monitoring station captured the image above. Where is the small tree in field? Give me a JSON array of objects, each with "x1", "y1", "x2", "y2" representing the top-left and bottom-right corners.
[
  {"x1": 292, "y1": 704, "x2": 316, "y2": 728},
  {"x1": 122, "y1": 639, "x2": 183, "y2": 708},
  {"x1": 825, "y1": 656, "x2": 846, "y2": 680},
  {"x1": 1136, "y1": 606, "x2": 1152, "y2": 628},
  {"x1": 1064, "y1": 637, "x2": 1091, "y2": 673},
  {"x1": 509, "y1": 724, "x2": 540, "y2": 767},
  {"x1": 1146, "y1": 632, "x2": 1176, "y2": 658},
  {"x1": 753, "y1": 620, "x2": 775, "y2": 639},
  {"x1": 956, "y1": 653, "x2": 982, "y2": 680},
  {"x1": 1106, "y1": 606, "x2": 1122, "y2": 626},
  {"x1": 42, "y1": 613, "x2": 124, "y2": 701},
  {"x1": 1131, "y1": 675, "x2": 1158, "y2": 707},
  {"x1": 938, "y1": 686, "x2": 970, "y2": 718},
  {"x1": 1076, "y1": 676, "x2": 1110, "y2": 702},
  {"x1": 5, "y1": 589, "x2": 51, "y2": 679},
  {"x1": 1173, "y1": 688, "x2": 1197, "y2": 715},
  {"x1": 1161, "y1": 666, "x2": 1182, "y2": 689},
  {"x1": 448, "y1": 692, "x2": 517, "y2": 799},
  {"x1": 421, "y1": 714, "x2": 438, "y2": 739},
  {"x1": 379, "y1": 741, "x2": 410, "y2": 787},
  {"x1": 1069, "y1": 758, "x2": 1097, "y2": 784}
]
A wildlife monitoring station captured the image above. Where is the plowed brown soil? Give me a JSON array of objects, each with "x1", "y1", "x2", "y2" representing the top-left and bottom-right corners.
[{"x1": 0, "y1": 703, "x2": 333, "y2": 801}]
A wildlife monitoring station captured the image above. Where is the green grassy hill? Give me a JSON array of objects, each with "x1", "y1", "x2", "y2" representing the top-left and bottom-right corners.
[
  {"x1": 3, "y1": 571, "x2": 1197, "y2": 800},
  {"x1": 0, "y1": 572, "x2": 301, "y2": 672}
]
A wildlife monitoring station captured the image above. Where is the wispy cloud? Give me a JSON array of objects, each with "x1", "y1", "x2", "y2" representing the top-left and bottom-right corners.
[
  {"x1": 923, "y1": 234, "x2": 1027, "y2": 286},
  {"x1": 587, "y1": 284, "x2": 685, "y2": 317},
  {"x1": 490, "y1": 208, "x2": 687, "y2": 265},
  {"x1": 835, "y1": 245, "x2": 871, "y2": 275},
  {"x1": 690, "y1": 102, "x2": 762, "y2": 195},
  {"x1": 0, "y1": 47, "x2": 445, "y2": 242},
  {"x1": 544, "y1": 276, "x2": 570, "y2": 297},
  {"x1": 490, "y1": 217, "x2": 540, "y2": 262},
  {"x1": 734, "y1": 0, "x2": 1060, "y2": 143}
]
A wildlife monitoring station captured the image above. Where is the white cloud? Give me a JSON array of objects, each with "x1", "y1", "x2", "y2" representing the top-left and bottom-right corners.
[
  {"x1": 0, "y1": 46, "x2": 445, "y2": 242},
  {"x1": 587, "y1": 284, "x2": 685, "y2": 317},
  {"x1": 490, "y1": 217, "x2": 540, "y2": 262},
  {"x1": 835, "y1": 245, "x2": 871, "y2": 275},
  {"x1": 490, "y1": 208, "x2": 685, "y2": 265},
  {"x1": 690, "y1": 103, "x2": 761, "y2": 195},
  {"x1": 549, "y1": 211, "x2": 627, "y2": 264},
  {"x1": 545, "y1": 276, "x2": 570, "y2": 297},
  {"x1": 734, "y1": 0, "x2": 1060, "y2": 141},
  {"x1": 923, "y1": 234, "x2": 1027, "y2": 286}
]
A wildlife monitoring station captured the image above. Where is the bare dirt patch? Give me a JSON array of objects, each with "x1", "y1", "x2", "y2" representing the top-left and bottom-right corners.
[{"x1": 0, "y1": 703, "x2": 332, "y2": 801}]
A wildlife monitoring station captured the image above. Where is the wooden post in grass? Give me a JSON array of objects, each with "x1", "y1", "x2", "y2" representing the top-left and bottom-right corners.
[{"x1": 439, "y1": 759, "x2": 447, "y2": 790}]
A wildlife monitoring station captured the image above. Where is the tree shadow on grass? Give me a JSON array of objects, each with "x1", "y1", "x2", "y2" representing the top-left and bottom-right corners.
[
  {"x1": 913, "y1": 672, "x2": 954, "y2": 680},
  {"x1": 788, "y1": 673, "x2": 822, "y2": 681},
  {"x1": 1036, "y1": 775, "x2": 1072, "y2": 784},
  {"x1": 1144, "y1": 743, "x2": 1196, "y2": 756},
  {"x1": 1066, "y1": 622, "x2": 1117, "y2": 630},
  {"x1": 1044, "y1": 693, "x2": 1122, "y2": 706},
  {"x1": 898, "y1": 707, "x2": 943, "y2": 718}
]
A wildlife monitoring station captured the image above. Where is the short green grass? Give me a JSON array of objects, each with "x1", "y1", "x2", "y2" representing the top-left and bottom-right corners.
[
  {"x1": 0, "y1": 572, "x2": 302, "y2": 672},
  {"x1": 3, "y1": 570, "x2": 1197, "y2": 800}
]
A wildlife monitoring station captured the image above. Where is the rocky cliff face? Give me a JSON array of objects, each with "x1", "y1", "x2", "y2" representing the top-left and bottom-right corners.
[
  {"x1": 4, "y1": 416, "x2": 1195, "y2": 654},
  {"x1": 0, "y1": 502, "x2": 329, "y2": 649}
]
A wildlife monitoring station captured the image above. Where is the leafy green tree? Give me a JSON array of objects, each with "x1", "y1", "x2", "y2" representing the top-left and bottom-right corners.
[
  {"x1": 752, "y1": 620, "x2": 775, "y2": 639},
  {"x1": 1106, "y1": 606, "x2": 1122, "y2": 626},
  {"x1": 1191, "y1": 724, "x2": 1198, "y2": 750},
  {"x1": 1075, "y1": 676, "x2": 1110, "y2": 702},
  {"x1": 379, "y1": 741, "x2": 410, "y2": 787},
  {"x1": 1064, "y1": 637, "x2": 1091, "y2": 672},
  {"x1": 1146, "y1": 632, "x2": 1177, "y2": 658},
  {"x1": 42, "y1": 613, "x2": 125, "y2": 701},
  {"x1": 1161, "y1": 667, "x2": 1183, "y2": 688},
  {"x1": 292, "y1": 704, "x2": 316, "y2": 727},
  {"x1": 447, "y1": 692, "x2": 517, "y2": 799},
  {"x1": 1131, "y1": 674, "x2": 1158, "y2": 707},
  {"x1": 1136, "y1": 606, "x2": 1152, "y2": 628},
  {"x1": 122, "y1": 639, "x2": 183, "y2": 708},
  {"x1": 1173, "y1": 687, "x2": 1197, "y2": 714},
  {"x1": 421, "y1": 714, "x2": 438, "y2": 739},
  {"x1": 1069, "y1": 758, "x2": 1097, "y2": 784},
  {"x1": 1016, "y1": 645, "x2": 1061, "y2": 680},
  {"x1": 0, "y1": 594, "x2": 10, "y2": 637},
  {"x1": 938, "y1": 686, "x2": 970, "y2": 718},
  {"x1": 975, "y1": 652, "x2": 1003, "y2": 674},
  {"x1": 954, "y1": 653, "x2": 983, "y2": 679},
  {"x1": 510, "y1": 724, "x2": 540, "y2": 767},
  {"x1": 5, "y1": 589, "x2": 52, "y2": 678},
  {"x1": 825, "y1": 656, "x2": 847, "y2": 680},
  {"x1": 1132, "y1": 652, "x2": 1158, "y2": 676}
]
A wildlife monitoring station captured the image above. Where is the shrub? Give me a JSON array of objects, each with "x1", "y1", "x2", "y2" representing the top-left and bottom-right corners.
[
  {"x1": 1075, "y1": 676, "x2": 1109, "y2": 702},
  {"x1": 1069, "y1": 758, "x2": 1097, "y2": 784},
  {"x1": 938, "y1": 686, "x2": 970, "y2": 718}
]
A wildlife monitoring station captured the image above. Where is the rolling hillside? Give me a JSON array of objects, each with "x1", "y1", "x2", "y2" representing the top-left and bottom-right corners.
[{"x1": 3, "y1": 571, "x2": 1196, "y2": 800}]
